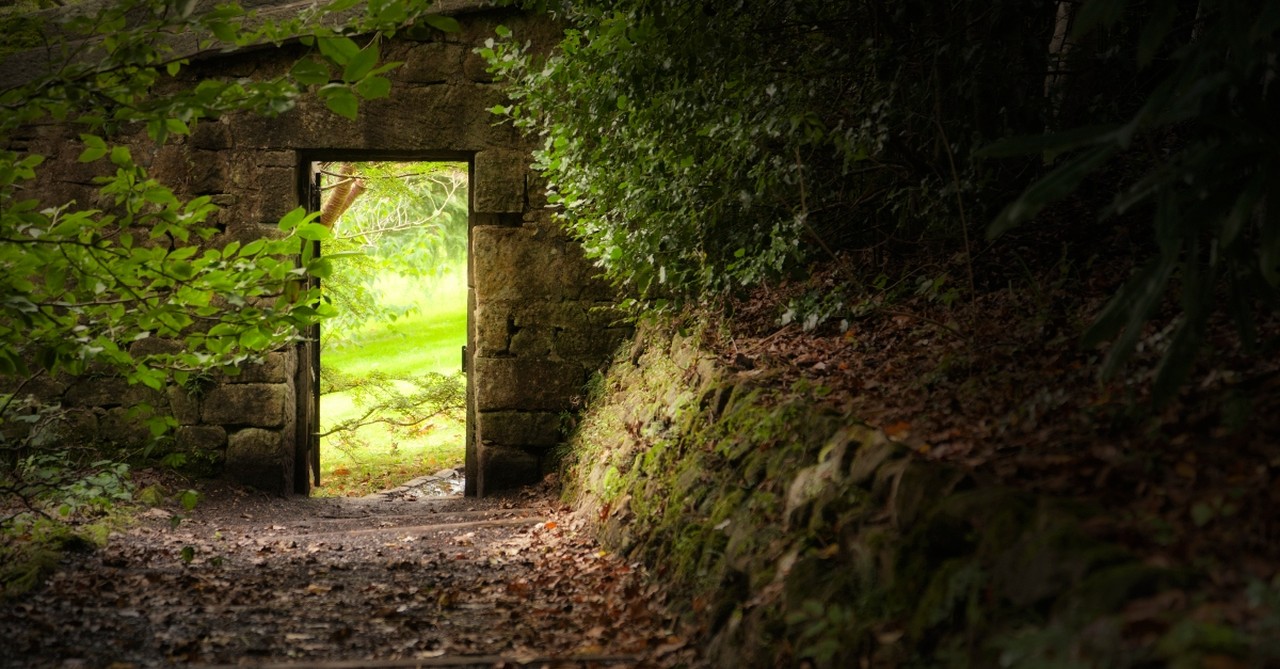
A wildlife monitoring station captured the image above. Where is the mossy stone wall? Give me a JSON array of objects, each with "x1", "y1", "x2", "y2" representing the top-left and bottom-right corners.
[{"x1": 563, "y1": 319, "x2": 1265, "y2": 667}]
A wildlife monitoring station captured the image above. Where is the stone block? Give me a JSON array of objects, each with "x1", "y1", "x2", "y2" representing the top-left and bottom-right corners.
[
  {"x1": 473, "y1": 149, "x2": 527, "y2": 214},
  {"x1": 176, "y1": 425, "x2": 227, "y2": 452},
  {"x1": 476, "y1": 442, "x2": 541, "y2": 495},
  {"x1": 201, "y1": 383, "x2": 287, "y2": 428},
  {"x1": 554, "y1": 326, "x2": 631, "y2": 360},
  {"x1": 225, "y1": 427, "x2": 291, "y2": 494},
  {"x1": 258, "y1": 167, "x2": 300, "y2": 221},
  {"x1": 231, "y1": 351, "x2": 297, "y2": 384},
  {"x1": 128, "y1": 336, "x2": 184, "y2": 358},
  {"x1": 99, "y1": 407, "x2": 152, "y2": 447},
  {"x1": 52, "y1": 408, "x2": 99, "y2": 447},
  {"x1": 462, "y1": 48, "x2": 496, "y2": 83},
  {"x1": 256, "y1": 150, "x2": 297, "y2": 168},
  {"x1": 473, "y1": 357, "x2": 584, "y2": 412},
  {"x1": 399, "y1": 42, "x2": 465, "y2": 83},
  {"x1": 63, "y1": 376, "x2": 129, "y2": 408},
  {"x1": 509, "y1": 325, "x2": 553, "y2": 357},
  {"x1": 473, "y1": 227, "x2": 605, "y2": 301},
  {"x1": 472, "y1": 303, "x2": 513, "y2": 357},
  {"x1": 191, "y1": 118, "x2": 232, "y2": 150},
  {"x1": 167, "y1": 385, "x2": 201, "y2": 425},
  {"x1": 477, "y1": 411, "x2": 563, "y2": 447}
]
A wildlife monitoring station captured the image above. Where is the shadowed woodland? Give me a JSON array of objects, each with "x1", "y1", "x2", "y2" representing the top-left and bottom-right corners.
[{"x1": 2, "y1": 0, "x2": 1279, "y2": 667}]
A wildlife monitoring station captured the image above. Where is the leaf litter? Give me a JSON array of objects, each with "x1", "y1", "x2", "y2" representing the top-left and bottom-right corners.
[{"x1": 0, "y1": 478, "x2": 702, "y2": 668}]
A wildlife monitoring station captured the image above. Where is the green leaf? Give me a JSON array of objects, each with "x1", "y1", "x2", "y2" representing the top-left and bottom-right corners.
[
  {"x1": 180, "y1": 546, "x2": 195, "y2": 564},
  {"x1": 170, "y1": 0, "x2": 198, "y2": 20},
  {"x1": 78, "y1": 134, "x2": 108, "y2": 163},
  {"x1": 424, "y1": 14, "x2": 461, "y2": 33},
  {"x1": 975, "y1": 125, "x2": 1120, "y2": 160},
  {"x1": 1191, "y1": 502, "x2": 1214, "y2": 527},
  {"x1": 109, "y1": 145, "x2": 133, "y2": 167},
  {"x1": 178, "y1": 489, "x2": 201, "y2": 511},
  {"x1": 278, "y1": 206, "x2": 310, "y2": 231},
  {"x1": 45, "y1": 265, "x2": 66, "y2": 293},
  {"x1": 317, "y1": 36, "x2": 360, "y2": 65},
  {"x1": 354, "y1": 75, "x2": 391, "y2": 100},
  {"x1": 321, "y1": 86, "x2": 359, "y2": 120},
  {"x1": 306, "y1": 256, "x2": 333, "y2": 278},
  {"x1": 169, "y1": 260, "x2": 195, "y2": 280},
  {"x1": 208, "y1": 20, "x2": 238, "y2": 43},
  {"x1": 343, "y1": 43, "x2": 379, "y2": 82},
  {"x1": 290, "y1": 58, "x2": 331, "y2": 86},
  {"x1": 987, "y1": 145, "x2": 1115, "y2": 239},
  {"x1": 295, "y1": 222, "x2": 332, "y2": 241},
  {"x1": 239, "y1": 327, "x2": 270, "y2": 350}
]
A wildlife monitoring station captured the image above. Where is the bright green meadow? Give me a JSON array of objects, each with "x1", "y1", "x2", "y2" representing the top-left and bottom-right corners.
[{"x1": 316, "y1": 267, "x2": 467, "y2": 497}]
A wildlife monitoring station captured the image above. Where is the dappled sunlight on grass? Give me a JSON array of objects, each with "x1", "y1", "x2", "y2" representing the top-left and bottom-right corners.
[{"x1": 316, "y1": 265, "x2": 467, "y2": 498}]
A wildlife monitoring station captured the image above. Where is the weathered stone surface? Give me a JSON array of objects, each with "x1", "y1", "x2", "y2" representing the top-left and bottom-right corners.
[
  {"x1": 472, "y1": 304, "x2": 513, "y2": 357},
  {"x1": 56, "y1": 408, "x2": 99, "y2": 446},
  {"x1": 201, "y1": 383, "x2": 287, "y2": 428},
  {"x1": 191, "y1": 118, "x2": 233, "y2": 150},
  {"x1": 99, "y1": 407, "x2": 152, "y2": 447},
  {"x1": 63, "y1": 377, "x2": 129, "y2": 408},
  {"x1": 225, "y1": 427, "x2": 290, "y2": 494},
  {"x1": 476, "y1": 442, "x2": 541, "y2": 495},
  {"x1": 176, "y1": 425, "x2": 227, "y2": 452},
  {"x1": 477, "y1": 411, "x2": 562, "y2": 447},
  {"x1": 229, "y1": 82, "x2": 515, "y2": 152},
  {"x1": 473, "y1": 227, "x2": 608, "y2": 301},
  {"x1": 127, "y1": 336, "x2": 184, "y2": 358},
  {"x1": 473, "y1": 149, "x2": 527, "y2": 214},
  {"x1": 231, "y1": 351, "x2": 297, "y2": 384},
  {"x1": 473, "y1": 358, "x2": 584, "y2": 412},
  {"x1": 554, "y1": 326, "x2": 631, "y2": 359},
  {"x1": 510, "y1": 325, "x2": 553, "y2": 357},
  {"x1": 398, "y1": 42, "x2": 465, "y2": 83},
  {"x1": 167, "y1": 385, "x2": 201, "y2": 425}
]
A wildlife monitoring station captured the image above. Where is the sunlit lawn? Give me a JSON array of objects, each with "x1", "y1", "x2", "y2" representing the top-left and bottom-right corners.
[{"x1": 315, "y1": 268, "x2": 467, "y2": 497}]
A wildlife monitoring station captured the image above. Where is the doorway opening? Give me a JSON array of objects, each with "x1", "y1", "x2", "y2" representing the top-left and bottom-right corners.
[{"x1": 308, "y1": 160, "x2": 470, "y2": 498}]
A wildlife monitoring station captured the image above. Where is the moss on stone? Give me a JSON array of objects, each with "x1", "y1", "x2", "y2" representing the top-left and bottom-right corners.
[{"x1": 559, "y1": 316, "x2": 1231, "y2": 667}]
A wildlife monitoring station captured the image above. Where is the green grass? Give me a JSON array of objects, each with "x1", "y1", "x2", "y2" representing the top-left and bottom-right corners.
[{"x1": 316, "y1": 267, "x2": 467, "y2": 497}]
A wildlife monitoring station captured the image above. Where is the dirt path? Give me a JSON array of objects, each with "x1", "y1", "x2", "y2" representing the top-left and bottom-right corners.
[{"x1": 0, "y1": 480, "x2": 702, "y2": 668}]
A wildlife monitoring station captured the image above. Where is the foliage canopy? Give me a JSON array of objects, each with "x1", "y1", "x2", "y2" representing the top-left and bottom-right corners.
[
  {"x1": 487, "y1": 0, "x2": 1279, "y2": 401},
  {"x1": 319, "y1": 161, "x2": 468, "y2": 347}
]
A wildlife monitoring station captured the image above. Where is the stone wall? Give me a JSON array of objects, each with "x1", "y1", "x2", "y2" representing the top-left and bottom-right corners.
[{"x1": 12, "y1": 4, "x2": 624, "y2": 495}]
